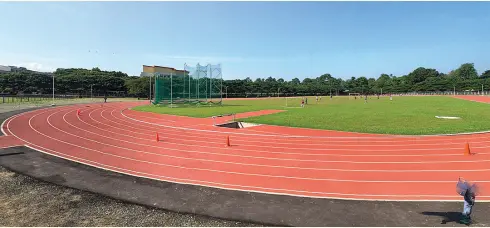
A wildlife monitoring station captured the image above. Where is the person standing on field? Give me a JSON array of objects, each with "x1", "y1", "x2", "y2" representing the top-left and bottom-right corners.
[{"x1": 301, "y1": 98, "x2": 305, "y2": 108}]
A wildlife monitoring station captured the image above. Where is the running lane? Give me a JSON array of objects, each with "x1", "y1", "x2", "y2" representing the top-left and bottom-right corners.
[{"x1": 3, "y1": 101, "x2": 490, "y2": 201}]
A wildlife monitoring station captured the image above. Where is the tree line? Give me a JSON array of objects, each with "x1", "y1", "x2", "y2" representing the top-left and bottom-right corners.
[
  {"x1": 0, "y1": 63, "x2": 489, "y2": 98},
  {"x1": 223, "y1": 63, "x2": 490, "y2": 97}
]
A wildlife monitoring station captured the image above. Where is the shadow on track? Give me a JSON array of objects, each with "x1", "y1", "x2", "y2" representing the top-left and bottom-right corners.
[{"x1": 421, "y1": 211, "x2": 469, "y2": 226}]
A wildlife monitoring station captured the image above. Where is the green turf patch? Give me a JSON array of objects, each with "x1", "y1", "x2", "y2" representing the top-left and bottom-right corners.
[{"x1": 132, "y1": 96, "x2": 490, "y2": 135}]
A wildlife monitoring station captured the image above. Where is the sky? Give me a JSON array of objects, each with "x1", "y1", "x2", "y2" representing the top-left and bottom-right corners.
[{"x1": 1, "y1": 1, "x2": 490, "y2": 81}]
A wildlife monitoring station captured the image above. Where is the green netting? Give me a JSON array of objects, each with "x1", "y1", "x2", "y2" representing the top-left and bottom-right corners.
[{"x1": 153, "y1": 63, "x2": 223, "y2": 106}]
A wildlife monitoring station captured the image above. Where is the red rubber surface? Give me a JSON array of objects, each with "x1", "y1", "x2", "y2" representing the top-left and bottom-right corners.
[{"x1": 2, "y1": 96, "x2": 490, "y2": 201}]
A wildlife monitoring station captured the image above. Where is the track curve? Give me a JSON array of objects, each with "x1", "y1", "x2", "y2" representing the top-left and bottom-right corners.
[{"x1": 3, "y1": 99, "x2": 490, "y2": 201}]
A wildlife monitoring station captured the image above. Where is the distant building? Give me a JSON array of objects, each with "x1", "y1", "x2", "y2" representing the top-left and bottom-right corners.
[
  {"x1": 0, "y1": 65, "x2": 11, "y2": 73},
  {"x1": 140, "y1": 65, "x2": 187, "y2": 77},
  {"x1": 0, "y1": 65, "x2": 53, "y2": 75}
]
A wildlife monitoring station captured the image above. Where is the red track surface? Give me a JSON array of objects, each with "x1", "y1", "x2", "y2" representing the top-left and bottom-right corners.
[{"x1": 2, "y1": 96, "x2": 490, "y2": 201}]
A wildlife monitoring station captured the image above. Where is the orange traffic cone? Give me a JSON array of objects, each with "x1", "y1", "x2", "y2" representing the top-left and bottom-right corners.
[
  {"x1": 226, "y1": 136, "x2": 231, "y2": 147},
  {"x1": 464, "y1": 142, "x2": 471, "y2": 156},
  {"x1": 156, "y1": 133, "x2": 159, "y2": 142}
]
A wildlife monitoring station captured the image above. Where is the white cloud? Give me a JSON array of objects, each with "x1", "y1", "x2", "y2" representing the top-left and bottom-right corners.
[{"x1": 17, "y1": 62, "x2": 56, "y2": 72}]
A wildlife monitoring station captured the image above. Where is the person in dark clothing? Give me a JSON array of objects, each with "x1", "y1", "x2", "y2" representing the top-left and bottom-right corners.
[{"x1": 104, "y1": 96, "x2": 107, "y2": 103}]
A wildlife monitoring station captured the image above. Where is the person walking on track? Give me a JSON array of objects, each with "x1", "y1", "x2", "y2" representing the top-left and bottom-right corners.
[{"x1": 457, "y1": 177, "x2": 477, "y2": 225}]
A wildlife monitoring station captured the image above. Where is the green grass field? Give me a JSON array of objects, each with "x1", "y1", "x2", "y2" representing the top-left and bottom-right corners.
[{"x1": 132, "y1": 96, "x2": 490, "y2": 135}]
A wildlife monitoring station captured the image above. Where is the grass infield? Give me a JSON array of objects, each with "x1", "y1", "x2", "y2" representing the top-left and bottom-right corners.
[{"x1": 132, "y1": 96, "x2": 490, "y2": 135}]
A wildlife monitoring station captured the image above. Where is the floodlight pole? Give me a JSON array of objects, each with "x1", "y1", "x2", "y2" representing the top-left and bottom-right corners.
[
  {"x1": 187, "y1": 63, "x2": 190, "y2": 102},
  {"x1": 149, "y1": 75, "x2": 152, "y2": 102},
  {"x1": 52, "y1": 74, "x2": 55, "y2": 105},
  {"x1": 482, "y1": 84, "x2": 484, "y2": 95},
  {"x1": 209, "y1": 64, "x2": 212, "y2": 102},
  {"x1": 170, "y1": 73, "x2": 173, "y2": 106}
]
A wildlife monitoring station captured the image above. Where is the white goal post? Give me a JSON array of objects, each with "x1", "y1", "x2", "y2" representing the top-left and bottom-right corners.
[{"x1": 348, "y1": 93, "x2": 360, "y2": 99}]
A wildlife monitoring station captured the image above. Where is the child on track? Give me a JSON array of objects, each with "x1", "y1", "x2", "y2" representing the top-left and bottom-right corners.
[{"x1": 457, "y1": 177, "x2": 477, "y2": 225}]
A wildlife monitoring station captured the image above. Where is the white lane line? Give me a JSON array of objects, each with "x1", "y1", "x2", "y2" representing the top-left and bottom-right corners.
[
  {"x1": 121, "y1": 108, "x2": 490, "y2": 142},
  {"x1": 71, "y1": 107, "x2": 490, "y2": 172},
  {"x1": 7, "y1": 107, "x2": 490, "y2": 202},
  {"x1": 93, "y1": 109, "x2": 490, "y2": 162},
  {"x1": 112, "y1": 109, "x2": 490, "y2": 151}
]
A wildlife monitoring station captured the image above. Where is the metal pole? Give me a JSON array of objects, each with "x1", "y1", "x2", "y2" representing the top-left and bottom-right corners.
[
  {"x1": 197, "y1": 64, "x2": 200, "y2": 101},
  {"x1": 91, "y1": 85, "x2": 93, "y2": 100},
  {"x1": 482, "y1": 84, "x2": 484, "y2": 95},
  {"x1": 209, "y1": 64, "x2": 212, "y2": 102},
  {"x1": 226, "y1": 86, "x2": 228, "y2": 99},
  {"x1": 52, "y1": 74, "x2": 55, "y2": 104},
  {"x1": 149, "y1": 75, "x2": 152, "y2": 102},
  {"x1": 154, "y1": 73, "x2": 157, "y2": 101},
  {"x1": 330, "y1": 80, "x2": 332, "y2": 97},
  {"x1": 170, "y1": 73, "x2": 173, "y2": 106},
  {"x1": 186, "y1": 63, "x2": 190, "y2": 102},
  {"x1": 220, "y1": 65, "x2": 223, "y2": 105},
  {"x1": 454, "y1": 86, "x2": 455, "y2": 95}
]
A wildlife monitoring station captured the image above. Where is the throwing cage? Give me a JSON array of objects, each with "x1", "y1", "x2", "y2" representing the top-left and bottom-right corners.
[{"x1": 153, "y1": 63, "x2": 223, "y2": 106}]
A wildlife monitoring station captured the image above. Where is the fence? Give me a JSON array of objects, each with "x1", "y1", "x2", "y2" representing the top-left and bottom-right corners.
[{"x1": 0, "y1": 93, "x2": 131, "y2": 104}]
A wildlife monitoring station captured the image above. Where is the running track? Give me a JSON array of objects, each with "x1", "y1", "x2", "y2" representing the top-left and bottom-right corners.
[{"x1": 2, "y1": 96, "x2": 490, "y2": 202}]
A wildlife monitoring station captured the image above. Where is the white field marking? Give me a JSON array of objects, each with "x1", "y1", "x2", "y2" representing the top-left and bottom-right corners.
[
  {"x1": 95, "y1": 108, "x2": 490, "y2": 156},
  {"x1": 22, "y1": 145, "x2": 489, "y2": 203},
  {"x1": 35, "y1": 109, "x2": 490, "y2": 182},
  {"x1": 435, "y1": 116, "x2": 461, "y2": 120},
  {"x1": 72, "y1": 108, "x2": 490, "y2": 172},
  {"x1": 115, "y1": 108, "x2": 490, "y2": 147},
  {"x1": 121, "y1": 107, "x2": 490, "y2": 141}
]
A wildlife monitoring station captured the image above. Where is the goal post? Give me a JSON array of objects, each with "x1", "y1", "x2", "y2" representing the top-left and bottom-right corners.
[{"x1": 348, "y1": 93, "x2": 360, "y2": 99}]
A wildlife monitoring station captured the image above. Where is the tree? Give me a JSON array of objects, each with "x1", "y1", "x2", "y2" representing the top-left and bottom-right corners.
[
  {"x1": 481, "y1": 70, "x2": 490, "y2": 79},
  {"x1": 454, "y1": 63, "x2": 478, "y2": 80}
]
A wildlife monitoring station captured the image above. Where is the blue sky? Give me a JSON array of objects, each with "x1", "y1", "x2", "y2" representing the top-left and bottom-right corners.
[{"x1": 1, "y1": 1, "x2": 490, "y2": 80}]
